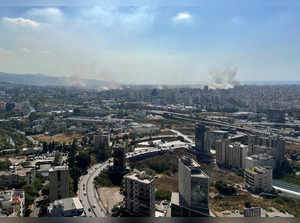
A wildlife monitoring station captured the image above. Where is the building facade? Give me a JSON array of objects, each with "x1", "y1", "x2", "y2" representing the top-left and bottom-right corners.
[
  {"x1": 216, "y1": 141, "x2": 248, "y2": 169},
  {"x1": 48, "y1": 197, "x2": 84, "y2": 217},
  {"x1": 244, "y1": 207, "x2": 261, "y2": 217},
  {"x1": 177, "y1": 156, "x2": 210, "y2": 216},
  {"x1": 244, "y1": 166, "x2": 273, "y2": 193},
  {"x1": 248, "y1": 134, "x2": 285, "y2": 166},
  {"x1": 244, "y1": 153, "x2": 275, "y2": 170},
  {"x1": 93, "y1": 130, "x2": 110, "y2": 148},
  {"x1": 0, "y1": 189, "x2": 25, "y2": 217},
  {"x1": 49, "y1": 166, "x2": 70, "y2": 202},
  {"x1": 195, "y1": 123, "x2": 209, "y2": 154},
  {"x1": 124, "y1": 170, "x2": 156, "y2": 217},
  {"x1": 205, "y1": 130, "x2": 229, "y2": 152}
]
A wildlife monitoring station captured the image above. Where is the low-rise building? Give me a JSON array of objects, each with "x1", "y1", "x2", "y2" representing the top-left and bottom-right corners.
[
  {"x1": 244, "y1": 207, "x2": 261, "y2": 217},
  {"x1": 0, "y1": 170, "x2": 27, "y2": 188},
  {"x1": 244, "y1": 166, "x2": 273, "y2": 193},
  {"x1": 48, "y1": 197, "x2": 84, "y2": 217},
  {"x1": 0, "y1": 189, "x2": 25, "y2": 217},
  {"x1": 124, "y1": 170, "x2": 156, "y2": 217}
]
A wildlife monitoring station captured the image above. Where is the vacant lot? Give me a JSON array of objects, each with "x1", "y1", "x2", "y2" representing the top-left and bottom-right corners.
[
  {"x1": 97, "y1": 187, "x2": 124, "y2": 213},
  {"x1": 156, "y1": 175, "x2": 178, "y2": 192},
  {"x1": 33, "y1": 133, "x2": 83, "y2": 144},
  {"x1": 287, "y1": 143, "x2": 300, "y2": 151}
]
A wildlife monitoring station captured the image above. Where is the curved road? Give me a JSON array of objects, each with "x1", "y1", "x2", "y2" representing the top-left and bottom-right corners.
[
  {"x1": 79, "y1": 160, "x2": 111, "y2": 217},
  {"x1": 78, "y1": 129, "x2": 193, "y2": 217}
]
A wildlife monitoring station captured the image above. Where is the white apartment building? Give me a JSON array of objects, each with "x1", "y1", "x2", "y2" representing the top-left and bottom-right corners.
[
  {"x1": 124, "y1": 170, "x2": 156, "y2": 217},
  {"x1": 244, "y1": 166, "x2": 273, "y2": 193}
]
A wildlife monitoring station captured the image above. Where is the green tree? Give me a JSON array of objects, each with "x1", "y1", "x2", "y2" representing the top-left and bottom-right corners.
[
  {"x1": 155, "y1": 189, "x2": 171, "y2": 201},
  {"x1": 76, "y1": 151, "x2": 91, "y2": 170},
  {"x1": 53, "y1": 151, "x2": 61, "y2": 166},
  {"x1": 0, "y1": 159, "x2": 11, "y2": 170}
]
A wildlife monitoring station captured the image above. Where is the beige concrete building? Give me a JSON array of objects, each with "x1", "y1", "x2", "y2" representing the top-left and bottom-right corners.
[
  {"x1": 244, "y1": 166, "x2": 273, "y2": 193},
  {"x1": 49, "y1": 166, "x2": 70, "y2": 202},
  {"x1": 124, "y1": 170, "x2": 156, "y2": 217},
  {"x1": 248, "y1": 134, "x2": 285, "y2": 166},
  {"x1": 216, "y1": 141, "x2": 248, "y2": 169},
  {"x1": 216, "y1": 139, "x2": 230, "y2": 165}
]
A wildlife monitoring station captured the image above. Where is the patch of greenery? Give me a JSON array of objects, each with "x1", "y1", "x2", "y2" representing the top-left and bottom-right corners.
[
  {"x1": 269, "y1": 196, "x2": 300, "y2": 217},
  {"x1": 215, "y1": 180, "x2": 236, "y2": 196},
  {"x1": 94, "y1": 172, "x2": 113, "y2": 187},
  {"x1": 279, "y1": 175, "x2": 300, "y2": 187},
  {"x1": 155, "y1": 189, "x2": 171, "y2": 201},
  {"x1": 0, "y1": 159, "x2": 11, "y2": 170},
  {"x1": 133, "y1": 152, "x2": 178, "y2": 174}
]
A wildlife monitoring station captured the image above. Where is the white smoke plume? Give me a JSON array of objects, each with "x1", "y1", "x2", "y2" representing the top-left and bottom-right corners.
[
  {"x1": 61, "y1": 62, "x2": 121, "y2": 90},
  {"x1": 209, "y1": 66, "x2": 242, "y2": 89}
]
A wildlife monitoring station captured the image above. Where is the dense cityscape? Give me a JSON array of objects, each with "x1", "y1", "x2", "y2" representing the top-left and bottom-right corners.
[
  {"x1": 1, "y1": 0, "x2": 300, "y2": 220},
  {"x1": 1, "y1": 82, "x2": 300, "y2": 217}
]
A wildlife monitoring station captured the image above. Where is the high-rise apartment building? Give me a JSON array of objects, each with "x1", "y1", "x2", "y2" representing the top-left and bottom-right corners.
[
  {"x1": 216, "y1": 139, "x2": 230, "y2": 166},
  {"x1": 174, "y1": 156, "x2": 210, "y2": 216},
  {"x1": 113, "y1": 145, "x2": 126, "y2": 171},
  {"x1": 195, "y1": 123, "x2": 210, "y2": 154},
  {"x1": 248, "y1": 134, "x2": 285, "y2": 166},
  {"x1": 205, "y1": 130, "x2": 229, "y2": 152},
  {"x1": 49, "y1": 166, "x2": 70, "y2": 202},
  {"x1": 124, "y1": 170, "x2": 156, "y2": 217},
  {"x1": 93, "y1": 130, "x2": 110, "y2": 148},
  {"x1": 216, "y1": 140, "x2": 248, "y2": 169}
]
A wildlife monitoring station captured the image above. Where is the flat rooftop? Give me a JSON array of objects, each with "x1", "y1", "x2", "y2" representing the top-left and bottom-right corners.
[
  {"x1": 125, "y1": 171, "x2": 155, "y2": 184},
  {"x1": 180, "y1": 156, "x2": 209, "y2": 179},
  {"x1": 49, "y1": 166, "x2": 68, "y2": 172}
]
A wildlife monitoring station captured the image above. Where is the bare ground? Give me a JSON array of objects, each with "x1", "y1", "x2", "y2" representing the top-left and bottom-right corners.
[
  {"x1": 97, "y1": 187, "x2": 124, "y2": 213},
  {"x1": 32, "y1": 133, "x2": 83, "y2": 144}
]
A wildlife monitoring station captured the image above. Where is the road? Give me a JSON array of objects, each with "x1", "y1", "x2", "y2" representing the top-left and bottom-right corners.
[
  {"x1": 78, "y1": 129, "x2": 193, "y2": 217},
  {"x1": 169, "y1": 129, "x2": 194, "y2": 143},
  {"x1": 79, "y1": 160, "x2": 111, "y2": 217},
  {"x1": 273, "y1": 180, "x2": 300, "y2": 199},
  {"x1": 24, "y1": 101, "x2": 36, "y2": 119}
]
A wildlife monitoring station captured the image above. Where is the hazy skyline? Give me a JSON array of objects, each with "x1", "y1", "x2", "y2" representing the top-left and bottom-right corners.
[{"x1": 0, "y1": 0, "x2": 300, "y2": 85}]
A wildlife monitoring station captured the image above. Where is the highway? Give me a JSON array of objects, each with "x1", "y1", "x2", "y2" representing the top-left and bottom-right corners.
[
  {"x1": 78, "y1": 129, "x2": 192, "y2": 216},
  {"x1": 78, "y1": 161, "x2": 111, "y2": 217},
  {"x1": 169, "y1": 129, "x2": 194, "y2": 143},
  {"x1": 273, "y1": 180, "x2": 300, "y2": 200}
]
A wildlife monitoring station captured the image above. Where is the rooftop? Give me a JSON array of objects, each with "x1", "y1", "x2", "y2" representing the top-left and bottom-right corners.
[
  {"x1": 49, "y1": 166, "x2": 68, "y2": 172},
  {"x1": 246, "y1": 166, "x2": 272, "y2": 175},
  {"x1": 125, "y1": 170, "x2": 155, "y2": 184},
  {"x1": 180, "y1": 156, "x2": 209, "y2": 179},
  {"x1": 53, "y1": 197, "x2": 83, "y2": 211}
]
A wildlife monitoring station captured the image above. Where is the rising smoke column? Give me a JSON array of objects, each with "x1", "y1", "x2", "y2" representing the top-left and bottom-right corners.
[{"x1": 209, "y1": 66, "x2": 241, "y2": 89}]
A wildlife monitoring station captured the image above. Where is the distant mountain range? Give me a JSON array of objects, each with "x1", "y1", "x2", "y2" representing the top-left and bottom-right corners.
[
  {"x1": 1, "y1": 72, "x2": 300, "y2": 89},
  {"x1": 0, "y1": 72, "x2": 121, "y2": 90}
]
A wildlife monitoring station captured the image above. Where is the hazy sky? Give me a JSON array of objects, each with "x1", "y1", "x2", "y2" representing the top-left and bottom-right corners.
[{"x1": 0, "y1": 0, "x2": 299, "y2": 84}]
